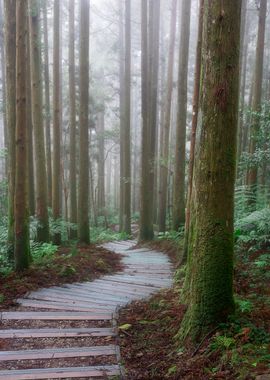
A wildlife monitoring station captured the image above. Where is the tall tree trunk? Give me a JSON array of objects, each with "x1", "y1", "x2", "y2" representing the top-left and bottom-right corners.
[
  {"x1": 0, "y1": 0, "x2": 7, "y2": 178},
  {"x1": 158, "y1": 0, "x2": 177, "y2": 232},
  {"x1": 246, "y1": 0, "x2": 267, "y2": 208},
  {"x1": 180, "y1": 0, "x2": 241, "y2": 343},
  {"x1": 183, "y1": 0, "x2": 204, "y2": 261},
  {"x1": 68, "y1": 0, "x2": 77, "y2": 239},
  {"x1": 14, "y1": 0, "x2": 30, "y2": 271},
  {"x1": 139, "y1": 0, "x2": 160, "y2": 241},
  {"x1": 4, "y1": 0, "x2": 16, "y2": 259},
  {"x1": 28, "y1": 0, "x2": 49, "y2": 242},
  {"x1": 123, "y1": 0, "x2": 131, "y2": 234},
  {"x1": 52, "y1": 0, "x2": 61, "y2": 245},
  {"x1": 42, "y1": 0, "x2": 52, "y2": 208},
  {"x1": 172, "y1": 0, "x2": 191, "y2": 231},
  {"x1": 119, "y1": 0, "x2": 125, "y2": 231},
  {"x1": 78, "y1": 0, "x2": 90, "y2": 244}
]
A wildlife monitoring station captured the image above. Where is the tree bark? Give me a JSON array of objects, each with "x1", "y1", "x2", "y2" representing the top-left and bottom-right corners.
[
  {"x1": 78, "y1": 0, "x2": 90, "y2": 244},
  {"x1": 180, "y1": 0, "x2": 241, "y2": 343},
  {"x1": 172, "y1": 0, "x2": 191, "y2": 231},
  {"x1": 28, "y1": 0, "x2": 49, "y2": 242},
  {"x1": 14, "y1": 0, "x2": 30, "y2": 271}
]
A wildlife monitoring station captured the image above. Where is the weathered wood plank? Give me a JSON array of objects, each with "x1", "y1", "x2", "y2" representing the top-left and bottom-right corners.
[
  {"x1": 0, "y1": 345, "x2": 116, "y2": 361},
  {"x1": 0, "y1": 311, "x2": 112, "y2": 321},
  {"x1": 0, "y1": 365, "x2": 120, "y2": 379},
  {"x1": 16, "y1": 299, "x2": 110, "y2": 312},
  {"x1": 0, "y1": 327, "x2": 115, "y2": 338}
]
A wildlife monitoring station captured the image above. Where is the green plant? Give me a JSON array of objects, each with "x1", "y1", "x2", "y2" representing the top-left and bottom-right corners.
[
  {"x1": 30, "y1": 242, "x2": 58, "y2": 261},
  {"x1": 235, "y1": 298, "x2": 253, "y2": 314},
  {"x1": 210, "y1": 335, "x2": 236, "y2": 351}
]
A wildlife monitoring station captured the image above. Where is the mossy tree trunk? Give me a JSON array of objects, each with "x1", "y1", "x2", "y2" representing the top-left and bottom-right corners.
[
  {"x1": 52, "y1": 0, "x2": 61, "y2": 245},
  {"x1": 172, "y1": 0, "x2": 191, "y2": 231},
  {"x1": 4, "y1": 0, "x2": 16, "y2": 260},
  {"x1": 78, "y1": 0, "x2": 90, "y2": 244},
  {"x1": 28, "y1": 0, "x2": 49, "y2": 243},
  {"x1": 68, "y1": 0, "x2": 77, "y2": 239},
  {"x1": 179, "y1": 0, "x2": 242, "y2": 343},
  {"x1": 14, "y1": 0, "x2": 31, "y2": 271}
]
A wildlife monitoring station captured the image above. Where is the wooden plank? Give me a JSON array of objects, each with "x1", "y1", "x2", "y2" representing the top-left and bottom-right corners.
[
  {"x1": 94, "y1": 278, "x2": 159, "y2": 291},
  {"x1": 0, "y1": 345, "x2": 116, "y2": 361},
  {"x1": 0, "y1": 311, "x2": 112, "y2": 321},
  {"x1": 16, "y1": 299, "x2": 111, "y2": 312},
  {"x1": 101, "y1": 276, "x2": 171, "y2": 288},
  {"x1": 65, "y1": 284, "x2": 142, "y2": 298},
  {"x1": 0, "y1": 327, "x2": 115, "y2": 338},
  {"x1": 0, "y1": 365, "x2": 120, "y2": 379},
  {"x1": 71, "y1": 283, "x2": 152, "y2": 297}
]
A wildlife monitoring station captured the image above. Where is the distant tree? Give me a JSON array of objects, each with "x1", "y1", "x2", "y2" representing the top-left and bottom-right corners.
[
  {"x1": 172, "y1": 0, "x2": 191, "y2": 231},
  {"x1": 78, "y1": 0, "x2": 90, "y2": 244},
  {"x1": 28, "y1": 0, "x2": 49, "y2": 242},
  {"x1": 180, "y1": 0, "x2": 242, "y2": 343},
  {"x1": 52, "y1": 0, "x2": 61, "y2": 245},
  {"x1": 97, "y1": 109, "x2": 106, "y2": 218},
  {"x1": 14, "y1": 0, "x2": 30, "y2": 271}
]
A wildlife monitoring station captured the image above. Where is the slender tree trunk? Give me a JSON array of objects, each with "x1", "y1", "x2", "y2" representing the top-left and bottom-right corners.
[
  {"x1": 123, "y1": 0, "x2": 131, "y2": 234},
  {"x1": 180, "y1": 0, "x2": 241, "y2": 343},
  {"x1": 247, "y1": 0, "x2": 267, "y2": 207},
  {"x1": 28, "y1": 0, "x2": 49, "y2": 242},
  {"x1": 183, "y1": 0, "x2": 204, "y2": 261},
  {"x1": 4, "y1": 0, "x2": 16, "y2": 259},
  {"x1": 158, "y1": 0, "x2": 177, "y2": 232},
  {"x1": 78, "y1": 0, "x2": 90, "y2": 244},
  {"x1": 52, "y1": 0, "x2": 61, "y2": 244},
  {"x1": 97, "y1": 110, "x2": 105, "y2": 217},
  {"x1": 172, "y1": 0, "x2": 191, "y2": 231},
  {"x1": 68, "y1": 0, "x2": 77, "y2": 239},
  {"x1": 42, "y1": 0, "x2": 52, "y2": 208},
  {"x1": 26, "y1": 30, "x2": 35, "y2": 217},
  {"x1": 0, "y1": 0, "x2": 7, "y2": 177},
  {"x1": 119, "y1": 0, "x2": 125, "y2": 231},
  {"x1": 14, "y1": 0, "x2": 30, "y2": 271}
]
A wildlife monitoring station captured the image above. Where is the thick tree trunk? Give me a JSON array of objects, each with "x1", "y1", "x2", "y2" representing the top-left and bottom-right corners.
[
  {"x1": 4, "y1": 0, "x2": 16, "y2": 259},
  {"x1": 183, "y1": 0, "x2": 204, "y2": 261},
  {"x1": 172, "y1": 0, "x2": 191, "y2": 231},
  {"x1": 52, "y1": 0, "x2": 61, "y2": 245},
  {"x1": 158, "y1": 0, "x2": 177, "y2": 233},
  {"x1": 180, "y1": 0, "x2": 241, "y2": 343},
  {"x1": 123, "y1": 0, "x2": 131, "y2": 234},
  {"x1": 14, "y1": 0, "x2": 30, "y2": 271},
  {"x1": 78, "y1": 0, "x2": 90, "y2": 244},
  {"x1": 247, "y1": 0, "x2": 267, "y2": 207},
  {"x1": 42, "y1": 0, "x2": 52, "y2": 208},
  {"x1": 28, "y1": 0, "x2": 49, "y2": 242},
  {"x1": 68, "y1": 0, "x2": 77, "y2": 239}
]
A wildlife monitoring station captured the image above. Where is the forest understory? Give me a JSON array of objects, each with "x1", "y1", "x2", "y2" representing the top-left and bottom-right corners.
[{"x1": 119, "y1": 237, "x2": 270, "y2": 380}]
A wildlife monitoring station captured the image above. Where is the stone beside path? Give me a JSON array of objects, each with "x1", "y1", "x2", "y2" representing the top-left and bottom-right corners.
[{"x1": 0, "y1": 240, "x2": 173, "y2": 379}]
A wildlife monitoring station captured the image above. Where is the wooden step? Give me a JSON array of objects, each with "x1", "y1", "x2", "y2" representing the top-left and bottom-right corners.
[
  {"x1": 0, "y1": 311, "x2": 112, "y2": 321},
  {"x1": 0, "y1": 327, "x2": 115, "y2": 338},
  {"x1": 0, "y1": 345, "x2": 116, "y2": 361},
  {"x1": 16, "y1": 299, "x2": 111, "y2": 312},
  {"x1": 0, "y1": 365, "x2": 120, "y2": 379}
]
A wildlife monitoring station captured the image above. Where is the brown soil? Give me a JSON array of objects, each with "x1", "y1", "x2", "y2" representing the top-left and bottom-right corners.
[{"x1": 0, "y1": 244, "x2": 123, "y2": 311}]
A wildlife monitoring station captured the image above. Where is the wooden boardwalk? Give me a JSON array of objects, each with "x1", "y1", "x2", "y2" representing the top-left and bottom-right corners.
[{"x1": 0, "y1": 240, "x2": 173, "y2": 379}]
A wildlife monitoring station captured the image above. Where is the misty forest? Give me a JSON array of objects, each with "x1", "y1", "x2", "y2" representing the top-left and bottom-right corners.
[{"x1": 0, "y1": 0, "x2": 269, "y2": 379}]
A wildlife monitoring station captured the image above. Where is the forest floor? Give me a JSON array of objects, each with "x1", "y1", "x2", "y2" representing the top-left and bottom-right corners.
[
  {"x1": 0, "y1": 244, "x2": 123, "y2": 311},
  {"x1": 119, "y1": 239, "x2": 270, "y2": 380}
]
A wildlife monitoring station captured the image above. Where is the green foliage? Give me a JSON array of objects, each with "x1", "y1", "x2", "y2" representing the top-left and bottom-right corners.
[
  {"x1": 157, "y1": 228, "x2": 184, "y2": 244},
  {"x1": 90, "y1": 226, "x2": 130, "y2": 243},
  {"x1": 60, "y1": 264, "x2": 76, "y2": 277},
  {"x1": 235, "y1": 297, "x2": 253, "y2": 314},
  {"x1": 210, "y1": 335, "x2": 236, "y2": 351},
  {"x1": 30, "y1": 242, "x2": 58, "y2": 262}
]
